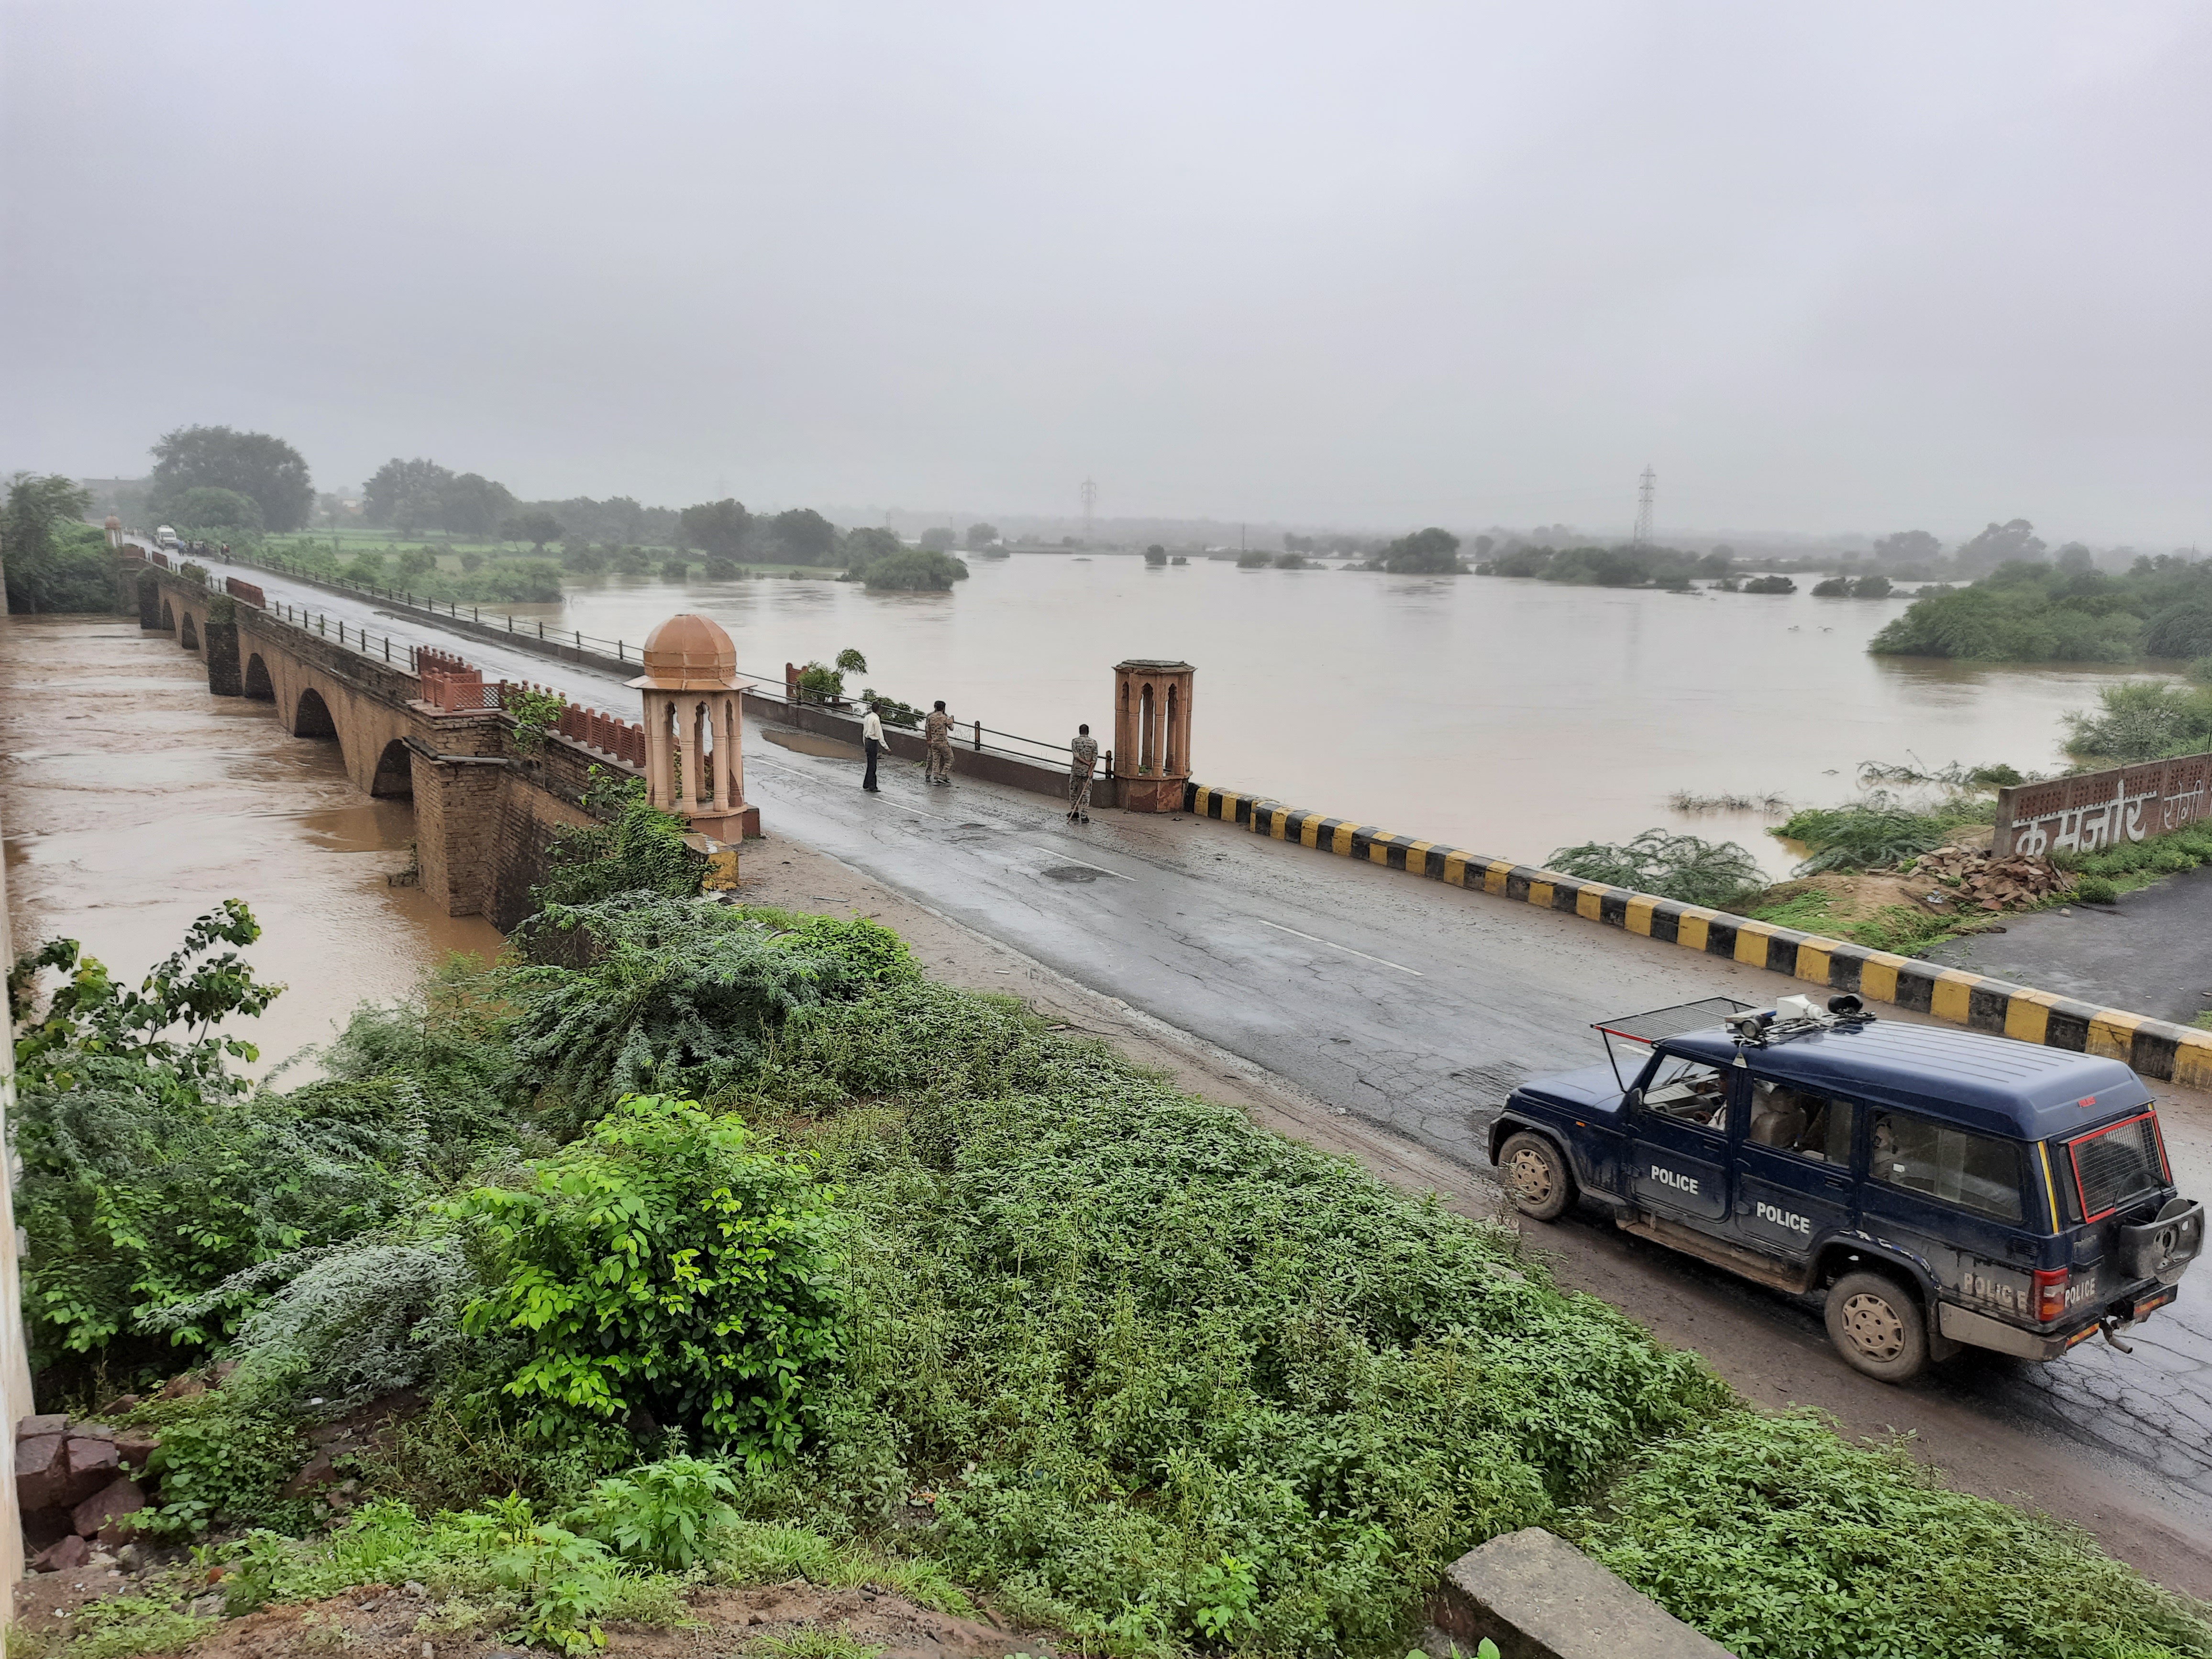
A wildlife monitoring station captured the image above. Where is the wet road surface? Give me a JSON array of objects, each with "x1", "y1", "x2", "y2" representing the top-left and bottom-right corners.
[{"x1": 178, "y1": 553, "x2": 2212, "y2": 1583}]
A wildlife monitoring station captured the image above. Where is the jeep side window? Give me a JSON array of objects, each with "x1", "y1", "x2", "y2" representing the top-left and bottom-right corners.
[
  {"x1": 1747, "y1": 1079, "x2": 1854, "y2": 1164},
  {"x1": 1870, "y1": 1110, "x2": 2024, "y2": 1223},
  {"x1": 1641, "y1": 1055, "x2": 1730, "y2": 1132}
]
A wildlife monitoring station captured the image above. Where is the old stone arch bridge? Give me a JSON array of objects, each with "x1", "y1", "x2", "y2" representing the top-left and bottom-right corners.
[{"x1": 120, "y1": 554, "x2": 657, "y2": 929}]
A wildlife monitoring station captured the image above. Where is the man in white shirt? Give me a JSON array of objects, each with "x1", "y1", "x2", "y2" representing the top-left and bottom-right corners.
[{"x1": 860, "y1": 702, "x2": 884, "y2": 792}]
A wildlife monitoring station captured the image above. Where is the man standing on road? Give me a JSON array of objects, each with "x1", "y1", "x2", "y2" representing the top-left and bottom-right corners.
[
  {"x1": 923, "y1": 699, "x2": 955, "y2": 786},
  {"x1": 861, "y1": 701, "x2": 883, "y2": 792},
  {"x1": 1067, "y1": 723, "x2": 1098, "y2": 823}
]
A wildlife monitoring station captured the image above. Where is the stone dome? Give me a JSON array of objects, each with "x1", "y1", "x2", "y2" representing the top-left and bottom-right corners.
[{"x1": 630, "y1": 612, "x2": 741, "y2": 689}]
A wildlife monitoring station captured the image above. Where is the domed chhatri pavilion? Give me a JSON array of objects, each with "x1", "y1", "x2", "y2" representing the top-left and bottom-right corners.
[{"x1": 627, "y1": 613, "x2": 758, "y2": 841}]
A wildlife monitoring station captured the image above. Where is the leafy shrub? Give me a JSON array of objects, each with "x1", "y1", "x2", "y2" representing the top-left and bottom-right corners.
[
  {"x1": 567, "y1": 1454, "x2": 741, "y2": 1569},
  {"x1": 1544, "y1": 830, "x2": 1766, "y2": 907},
  {"x1": 1568, "y1": 1411, "x2": 2212, "y2": 1659},
  {"x1": 532, "y1": 796, "x2": 700, "y2": 909},
  {"x1": 504, "y1": 686, "x2": 568, "y2": 756},
  {"x1": 2074, "y1": 875, "x2": 2121, "y2": 905},
  {"x1": 204, "y1": 1237, "x2": 476, "y2": 1414},
  {"x1": 1235, "y1": 548, "x2": 1269, "y2": 568},
  {"x1": 1740, "y1": 575, "x2": 1796, "y2": 594},
  {"x1": 137, "y1": 1399, "x2": 314, "y2": 1538},
  {"x1": 450, "y1": 1095, "x2": 846, "y2": 1462},
  {"x1": 2063, "y1": 681, "x2": 2212, "y2": 763}
]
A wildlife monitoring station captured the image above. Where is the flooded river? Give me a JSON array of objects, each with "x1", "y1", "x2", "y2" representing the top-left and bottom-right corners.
[
  {"x1": 0, "y1": 614, "x2": 503, "y2": 1074},
  {"x1": 526, "y1": 556, "x2": 2147, "y2": 878}
]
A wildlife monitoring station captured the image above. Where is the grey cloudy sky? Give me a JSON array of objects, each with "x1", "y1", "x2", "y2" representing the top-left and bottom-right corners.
[{"x1": 4, "y1": 3, "x2": 2208, "y2": 542}]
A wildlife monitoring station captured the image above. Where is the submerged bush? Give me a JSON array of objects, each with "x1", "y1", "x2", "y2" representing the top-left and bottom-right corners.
[
  {"x1": 2063, "y1": 680, "x2": 2212, "y2": 763},
  {"x1": 1544, "y1": 830, "x2": 1765, "y2": 907},
  {"x1": 1770, "y1": 797, "x2": 1957, "y2": 874}
]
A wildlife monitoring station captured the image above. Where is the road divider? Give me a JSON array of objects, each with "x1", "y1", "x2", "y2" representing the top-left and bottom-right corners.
[{"x1": 1185, "y1": 782, "x2": 2212, "y2": 1089}]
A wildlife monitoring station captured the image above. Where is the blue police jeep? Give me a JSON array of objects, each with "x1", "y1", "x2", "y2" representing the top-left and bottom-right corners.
[{"x1": 1488, "y1": 993, "x2": 2205, "y2": 1381}]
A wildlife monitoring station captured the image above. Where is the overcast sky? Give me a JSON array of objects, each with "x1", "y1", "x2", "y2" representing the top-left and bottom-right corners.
[{"x1": 4, "y1": 3, "x2": 2208, "y2": 542}]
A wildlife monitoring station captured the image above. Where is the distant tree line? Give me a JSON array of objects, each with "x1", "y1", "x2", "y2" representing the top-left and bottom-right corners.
[
  {"x1": 1478, "y1": 542, "x2": 1730, "y2": 589},
  {"x1": 1870, "y1": 551, "x2": 2212, "y2": 664}
]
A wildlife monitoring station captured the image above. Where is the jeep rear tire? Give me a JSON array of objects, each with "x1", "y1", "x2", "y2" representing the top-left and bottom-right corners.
[
  {"x1": 1499, "y1": 1131, "x2": 1575, "y2": 1222},
  {"x1": 1825, "y1": 1270, "x2": 1928, "y2": 1382}
]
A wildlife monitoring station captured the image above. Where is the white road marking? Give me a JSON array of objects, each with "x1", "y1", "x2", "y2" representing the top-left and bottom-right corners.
[
  {"x1": 1031, "y1": 848, "x2": 1134, "y2": 879},
  {"x1": 1257, "y1": 918, "x2": 1424, "y2": 976}
]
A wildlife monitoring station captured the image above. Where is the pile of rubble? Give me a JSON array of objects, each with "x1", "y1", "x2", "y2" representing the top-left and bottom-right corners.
[
  {"x1": 1909, "y1": 845, "x2": 2072, "y2": 910},
  {"x1": 15, "y1": 1414, "x2": 158, "y2": 1572}
]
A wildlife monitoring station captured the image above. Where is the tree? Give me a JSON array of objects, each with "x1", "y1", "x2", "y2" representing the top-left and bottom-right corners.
[
  {"x1": 965, "y1": 522, "x2": 999, "y2": 549},
  {"x1": 439, "y1": 472, "x2": 516, "y2": 538},
  {"x1": 841, "y1": 526, "x2": 902, "y2": 578},
  {"x1": 1955, "y1": 519, "x2": 2046, "y2": 575},
  {"x1": 363, "y1": 458, "x2": 455, "y2": 532},
  {"x1": 1872, "y1": 530, "x2": 1942, "y2": 567},
  {"x1": 2, "y1": 473, "x2": 111, "y2": 614},
  {"x1": 772, "y1": 508, "x2": 838, "y2": 564},
  {"x1": 503, "y1": 511, "x2": 564, "y2": 551},
  {"x1": 2056, "y1": 542, "x2": 2095, "y2": 574},
  {"x1": 172, "y1": 486, "x2": 263, "y2": 533},
  {"x1": 863, "y1": 549, "x2": 968, "y2": 591},
  {"x1": 150, "y1": 426, "x2": 314, "y2": 532},
  {"x1": 678, "y1": 499, "x2": 752, "y2": 558},
  {"x1": 919, "y1": 527, "x2": 956, "y2": 552},
  {"x1": 1374, "y1": 527, "x2": 1464, "y2": 575},
  {"x1": 1145, "y1": 544, "x2": 1167, "y2": 566}
]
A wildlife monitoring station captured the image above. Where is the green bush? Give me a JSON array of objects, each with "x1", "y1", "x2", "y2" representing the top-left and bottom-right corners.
[
  {"x1": 2073, "y1": 875, "x2": 2121, "y2": 905},
  {"x1": 1544, "y1": 830, "x2": 1765, "y2": 907},
  {"x1": 567, "y1": 1454, "x2": 741, "y2": 1569},
  {"x1": 450, "y1": 1095, "x2": 846, "y2": 1462},
  {"x1": 1569, "y1": 1411, "x2": 2211, "y2": 1659}
]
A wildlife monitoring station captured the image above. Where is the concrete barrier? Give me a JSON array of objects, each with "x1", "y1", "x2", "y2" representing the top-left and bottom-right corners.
[
  {"x1": 1429, "y1": 1529, "x2": 1735, "y2": 1659},
  {"x1": 1185, "y1": 782, "x2": 2212, "y2": 1089}
]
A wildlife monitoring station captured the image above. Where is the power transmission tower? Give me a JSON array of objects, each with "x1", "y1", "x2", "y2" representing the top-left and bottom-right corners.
[
  {"x1": 1080, "y1": 477, "x2": 1098, "y2": 541},
  {"x1": 1632, "y1": 465, "x2": 1657, "y2": 547}
]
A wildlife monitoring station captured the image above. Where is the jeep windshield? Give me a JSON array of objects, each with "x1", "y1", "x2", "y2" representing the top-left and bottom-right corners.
[{"x1": 2061, "y1": 1112, "x2": 2170, "y2": 1223}]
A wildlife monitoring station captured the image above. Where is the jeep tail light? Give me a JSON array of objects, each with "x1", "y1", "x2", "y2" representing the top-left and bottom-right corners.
[{"x1": 2033, "y1": 1267, "x2": 2069, "y2": 1325}]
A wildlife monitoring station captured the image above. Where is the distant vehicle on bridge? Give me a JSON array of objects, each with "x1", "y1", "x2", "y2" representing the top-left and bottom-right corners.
[
  {"x1": 154, "y1": 525, "x2": 178, "y2": 550},
  {"x1": 1491, "y1": 995, "x2": 2204, "y2": 1382}
]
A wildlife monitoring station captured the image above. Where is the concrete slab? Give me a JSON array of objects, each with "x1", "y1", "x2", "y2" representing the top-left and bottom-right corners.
[
  {"x1": 1926, "y1": 865, "x2": 2212, "y2": 1025},
  {"x1": 1429, "y1": 1528, "x2": 1735, "y2": 1659}
]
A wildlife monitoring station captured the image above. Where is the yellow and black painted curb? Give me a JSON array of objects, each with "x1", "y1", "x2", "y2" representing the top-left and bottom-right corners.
[{"x1": 1184, "y1": 781, "x2": 2212, "y2": 1091}]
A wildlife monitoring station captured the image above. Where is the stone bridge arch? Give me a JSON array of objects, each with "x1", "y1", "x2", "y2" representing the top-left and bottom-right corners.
[
  {"x1": 371, "y1": 738, "x2": 414, "y2": 798},
  {"x1": 253, "y1": 635, "x2": 417, "y2": 797},
  {"x1": 243, "y1": 653, "x2": 275, "y2": 701},
  {"x1": 179, "y1": 613, "x2": 199, "y2": 651},
  {"x1": 158, "y1": 597, "x2": 174, "y2": 631}
]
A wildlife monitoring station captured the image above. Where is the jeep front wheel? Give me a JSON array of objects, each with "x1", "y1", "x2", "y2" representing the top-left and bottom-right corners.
[
  {"x1": 1825, "y1": 1270, "x2": 1928, "y2": 1382},
  {"x1": 1498, "y1": 1131, "x2": 1575, "y2": 1222}
]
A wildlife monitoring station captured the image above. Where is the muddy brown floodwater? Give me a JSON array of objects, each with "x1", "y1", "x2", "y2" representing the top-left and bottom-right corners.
[{"x1": 0, "y1": 614, "x2": 504, "y2": 1077}]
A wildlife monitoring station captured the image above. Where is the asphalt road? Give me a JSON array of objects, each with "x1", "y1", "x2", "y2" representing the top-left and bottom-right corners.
[
  {"x1": 196, "y1": 556, "x2": 2212, "y2": 1583},
  {"x1": 1928, "y1": 865, "x2": 2212, "y2": 1025}
]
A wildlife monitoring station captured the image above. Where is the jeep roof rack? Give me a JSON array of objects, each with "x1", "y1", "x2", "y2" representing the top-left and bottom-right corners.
[{"x1": 1593, "y1": 996, "x2": 1757, "y2": 1088}]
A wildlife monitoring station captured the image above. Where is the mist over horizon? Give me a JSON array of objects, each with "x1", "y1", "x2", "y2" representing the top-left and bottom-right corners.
[{"x1": 6, "y1": 3, "x2": 2210, "y2": 547}]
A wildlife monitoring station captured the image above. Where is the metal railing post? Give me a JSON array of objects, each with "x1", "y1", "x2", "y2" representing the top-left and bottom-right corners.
[{"x1": 973, "y1": 719, "x2": 982, "y2": 751}]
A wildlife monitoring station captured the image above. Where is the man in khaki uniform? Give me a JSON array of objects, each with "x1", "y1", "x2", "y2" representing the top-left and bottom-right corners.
[
  {"x1": 1067, "y1": 723, "x2": 1098, "y2": 822},
  {"x1": 923, "y1": 700, "x2": 955, "y2": 786}
]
